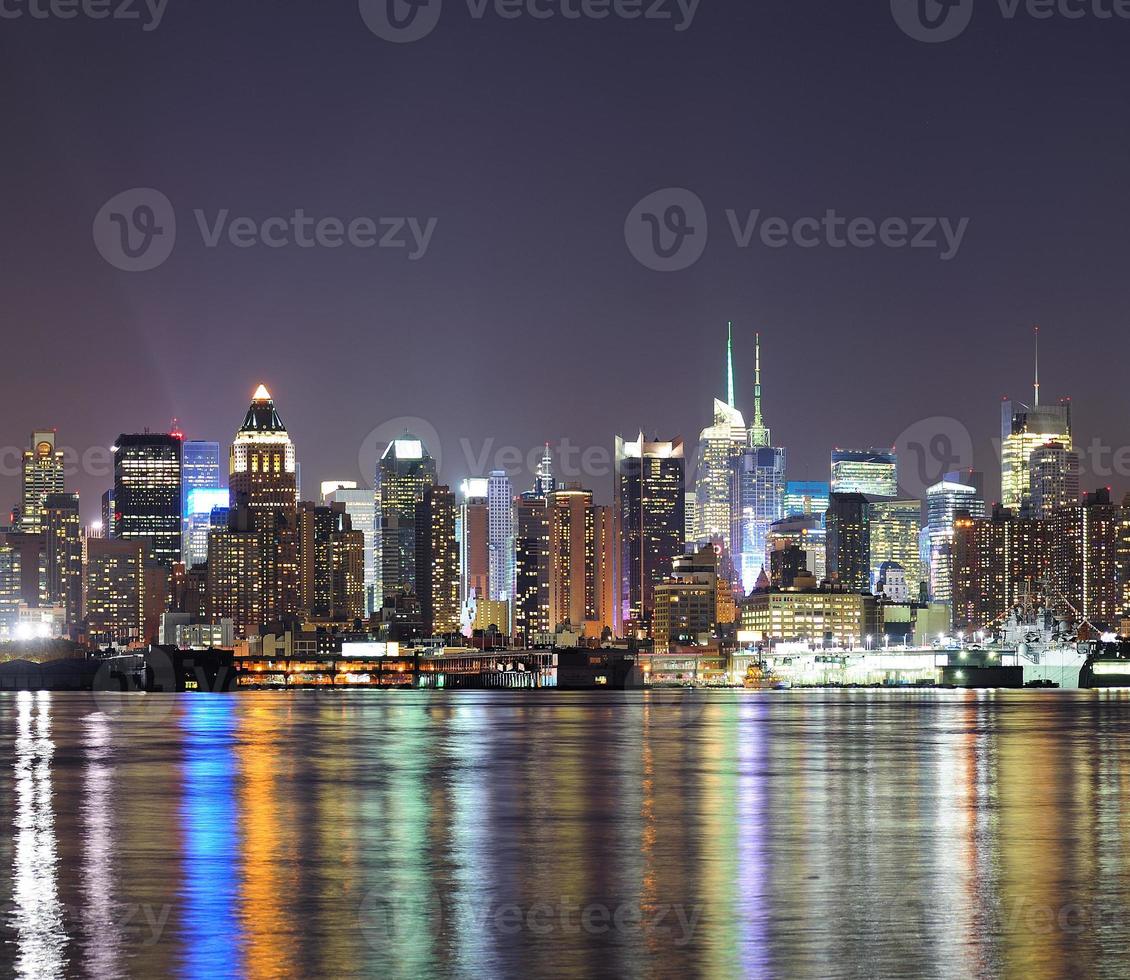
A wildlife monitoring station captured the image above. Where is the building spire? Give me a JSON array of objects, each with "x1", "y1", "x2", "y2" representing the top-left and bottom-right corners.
[
  {"x1": 1033, "y1": 324, "x2": 1040, "y2": 406},
  {"x1": 726, "y1": 321, "x2": 735, "y2": 409},
  {"x1": 749, "y1": 332, "x2": 771, "y2": 447}
]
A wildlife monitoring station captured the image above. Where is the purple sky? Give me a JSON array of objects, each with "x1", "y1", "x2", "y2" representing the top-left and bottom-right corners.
[{"x1": 2, "y1": 2, "x2": 1128, "y2": 522}]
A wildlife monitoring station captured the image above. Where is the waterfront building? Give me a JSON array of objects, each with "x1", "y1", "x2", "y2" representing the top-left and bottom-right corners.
[
  {"x1": 43, "y1": 492, "x2": 82, "y2": 629},
  {"x1": 731, "y1": 334, "x2": 786, "y2": 593},
  {"x1": 376, "y1": 434, "x2": 437, "y2": 605},
  {"x1": 322, "y1": 481, "x2": 378, "y2": 615},
  {"x1": 615, "y1": 433, "x2": 685, "y2": 634},
  {"x1": 1049, "y1": 489, "x2": 1121, "y2": 628},
  {"x1": 21, "y1": 430, "x2": 65, "y2": 535},
  {"x1": 1029, "y1": 441, "x2": 1081, "y2": 519},
  {"x1": 868, "y1": 498, "x2": 924, "y2": 599},
  {"x1": 229, "y1": 385, "x2": 299, "y2": 623},
  {"x1": 830, "y1": 449, "x2": 897, "y2": 497},
  {"x1": 513, "y1": 491, "x2": 550, "y2": 642},
  {"x1": 416, "y1": 485, "x2": 460, "y2": 636},
  {"x1": 783, "y1": 480, "x2": 830, "y2": 518},
  {"x1": 113, "y1": 431, "x2": 183, "y2": 567},
  {"x1": 487, "y1": 470, "x2": 514, "y2": 602},
  {"x1": 84, "y1": 537, "x2": 145, "y2": 646},
  {"x1": 740, "y1": 582, "x2": 882, "y2": 646},
  {"x1": 925, "y1": 477, "x2": 986, "y2": 606},
  {"x1": 652, "y1": 544, "x2": 719, "y2": 654},
  {"x1": 546, "y1": 484, "x2": 616, "y2": 636},
  {"x1": 951, "y1": 505, "x2": 1045, "y2": 633},
  {"x1": 826, "y1": 493, "x2": 871, "y2": 592},
  {"x1": 459, "y1": 478, "x2": 490, "y2": 603}
]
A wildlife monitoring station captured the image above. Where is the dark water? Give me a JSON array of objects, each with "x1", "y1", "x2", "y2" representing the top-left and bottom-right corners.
[{"x1": 2, "y1": 689, "x2": 1130, "y2": 979}]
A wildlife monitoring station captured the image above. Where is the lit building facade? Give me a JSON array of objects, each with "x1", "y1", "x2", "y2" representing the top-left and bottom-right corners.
[
  {"x1": 826, "y1": 492, "x2": 871, "y2": 592},
  {"x1": 767, "y1": 514, "x2": 826, "y2": 583},
  {"x1": 1029, "y1": 441, "x2": 1080, "y2": 519},
  {"x1": 113, "y1": 432, "x2": 183, "y2": 567},
  {"x1": 868, "y1": 498, "x2": 924, "y2": 599},
  {"x1": 487, "y1": 470, "x2": 514, "y2": 602},
  {"x1": 84, "y1": 538, "x2": 145, "y2": 646},
  {"x1": 322, "y1": 481, "x2": 378, "y2": 615},
  {"x1": 416, "y1": 484, "x2": 460, "y2": 635},
  {"x1": 1001, "y1": 399, "x2": 1072, "y2": 515},
  {"x1": 615, "y1": 433, "x2": 685, "y2": 634},
  {"x1": 513, "y1": 491, "x2": 550, "y2": 642},
  {"x1": 21, "y1": 430, "x2": 65, "y2": 535},
  {"x1": 1049, "y1": 489, "x2": 1121, "y2": 628},
  {"x1": 925, "y1": 478, "x2": 986, "y2": 605},
  {"x1": 740, "y1": 585, "x2": 882, "y2": 646},
  {"x1": 44, "y1": 492, "x2": 82, "y2": 630},
  {"x1": 184, "y1": 487, "x2": 230, "y2": 569},
  {"x1": 830, "y1": 449, "x2": 897, "y2": 497},
  {"x1": 229, "y1": 385, "x2": 299, "y2": 623},
  {"x1": 783, "y1": 480, "x2": 830, "y2": 518},
  {"x1": 459, "y1": 478, "x2": 490, "y2": 603},
  {"x1": 376, "y1": 435, "x2": 437, "y2": 605}
]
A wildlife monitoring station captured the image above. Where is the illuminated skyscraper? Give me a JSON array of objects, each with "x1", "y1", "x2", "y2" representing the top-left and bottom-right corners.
[
  {"x1": 322, "y1": 481, "x2": 378, "y2": 614},
  {"x1": 830, "y1": 449, "x2": 898, "y2": 497},
  {"x1": 184, "y1": 488, "x2": 230, "y2": 569},
  {"x1": 547, "y1": 484, "x2": 613, "y2": 633},
  {"x1": 487, "y1": 470, "x2": 514, "y2": 602},
  {"x1": 21, "y1": 430, "x2": 65, "y2": 535},
  {"x1": 783, "y1": 481, "x2": 830, "y2": 518},
  {"x1": 826, "y1": 492, "x2": 870, "y2": 592},
  {"x1": 615, "y1": 433, "x2": 685, "y2": 633},
  {"x1": 767, "y1": 514, "x2": 826, "y2": 583},
  {"x1": 416, "y1": 484, "x2": 460, "y2": 635},
  {"x1": 731, "y1": 334, "x2": 785, "y2": 592},
  {"x1": 206, "y1": 505, "x2": 262, "y2": 636},
  {"x1": 1001, "y1": 328, "x2": 1072, "y2": 513},
  {"x1": 513, "y1": 491, "x2": 550, "y2": 643},
  {"x1": 694, "y1": 323, "x2": 747, "y2": 549},
  {"x1": 44, "y1": 492, "x2": 82, "y2": 629},
  {"x1": 952, "y1": 506, "x2": 1045, "y2": 632},
  {"x1": 1029, "y1": 441, "x2": 1081, "y2": 519},
  {"x1": 84, "y1": 537, "x2": 145, "y2": 646},
  {"x1": 459, "y1": 478, "x2": 490, "y2": 604},
  {"x1": 926, "y1": 478, "x2": 986, "y2": 606},
  {"x1": 113, "y1": 432, "x2": 183, "y2": 567},
  {"x1": 534, "y1": 445, "x2": 555, "y2": 496},
  {"x1": 376, "y1": 434, "x2": 437, "y2": 605},
  {"x1": 1049, "y1": 489, "x2": 1120, "y2": 627},
  {"x1": 181, "y1": 439, "x2": 221, "y2": 558},
  {"x1": 868, "y1": 498, "x2": 924, "y2": 598},
  {"x1": 229, "y1": 385, "x2": 299, "y2": 623}
]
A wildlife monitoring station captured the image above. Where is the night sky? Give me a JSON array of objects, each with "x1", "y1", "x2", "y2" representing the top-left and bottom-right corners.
[{"x1": 2, "y1": 1, "x2": 1128, "y2": 522}]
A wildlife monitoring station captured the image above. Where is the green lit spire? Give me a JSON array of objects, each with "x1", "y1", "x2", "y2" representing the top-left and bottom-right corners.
[
  {"x1": 749, "y1": 332, "x2": 771, "y2": 447},
  {"x1": 726, "y1": 321, "x2": 735, "y2": 408}
]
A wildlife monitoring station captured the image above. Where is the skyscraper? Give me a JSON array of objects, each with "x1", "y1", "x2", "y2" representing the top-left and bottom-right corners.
[
  {"x1": 826, "y1": 492, "x2": 871, "y2": 592},
  {"x1": 694, "y1": 323, "x2": 747, "y2": 549},
  {"x1": 731, "y1": 334, "x2": 785, "y2": 592},
  {"x1": 513, "y1": 491, "x2": 550, "y2": 643},
  {"x1": 487, "y1": 469, "x2": 514, "y2": 602},
  {"x1": 84, "y1": 537, "x2": 145, "y2": 646},
  {"x1": 1001, "y1": 329, "x2": 1072, "y2": 514},
  {"x1": 1049, "y1": 489, "x2": 1120, "y2": 628},
  {"x1": 181, "y1": 439, "x2": 222, "y2": 559},
  {"x1": 547, "y1": 484, "x2": 604, "y2": 632},
  {"x1": 113, "y1": 432, "x2": 183, "y2": 567},
  {"x1": 44, "y1": 492, "x2": 82, "y2": 629},
  {"x1": 184, "y1": 488, "x2": 230, "y2": 569},
  {"x1": 830, "y1": 449, "x2": 898, "y2": 497},
  {"x1": 416, "y1": 484, "x2": 460, "y2": 636},
  {"x1": 322, "y1": 481, "x2": 378, "y2": 615},
  {"x1": 783, "y1": 481, "x2": 831, "y2": 518},
  {"x1": 868, "y1": 498, "x2": 924, "y2": 599},
  {"x1": 376, "y1": 434, "x2": 438, "y2": 605},
  {"x1": 615, "y1": 433, "x2": 685, "y2": 633},
  {"x1": 229, "y1": 385, "x2": 299, "y2": 623},
  {"x1": 21, "y1": 430, "x2": 65, "y2": 535},
  {"x1": 926, "y1": 478, "x2": 987, "y2": 605},
  {"x1": 1029, "y1": 441, "x2": 1081, "y2": 519},
  {"x1": 458, "y1": 478, "x2": 490, "y2": 603}
]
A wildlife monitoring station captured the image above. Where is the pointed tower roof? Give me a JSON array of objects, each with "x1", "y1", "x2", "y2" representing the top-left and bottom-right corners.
[
  {"x1": 748, "y1": 332, "x2": 772, "y2": 447},
  {"x1": 240, "y1": 384, "x2": 287, "y2": 433}
]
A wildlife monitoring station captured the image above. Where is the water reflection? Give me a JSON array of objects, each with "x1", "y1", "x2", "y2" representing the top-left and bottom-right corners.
[
  {"x1": 11, "y1": 691, "x2": 67, "y2": 978},
  {"x1": 1, "y1": 691, "x2": 1130, "y2": 978}
]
